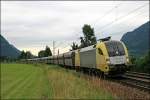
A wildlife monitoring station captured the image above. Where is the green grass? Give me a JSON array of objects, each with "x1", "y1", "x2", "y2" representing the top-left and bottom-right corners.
[
  {"x1": 1, "y1": 63, "x2": 52, "y2": 99},
  {"x1": 1, "y1": 63, "x2": 113, "y2": 99},
  {"x1": 47, "y1": 65, "x2": 113, "y2": 99}
]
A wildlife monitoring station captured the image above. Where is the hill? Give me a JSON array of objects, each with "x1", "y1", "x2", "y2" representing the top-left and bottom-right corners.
[
  {"x1": 0, "y1": 34, "x2": 21, "y2": 58},
  {"x1": 121, "y1": 21, "x2": 149, "y2": 57}
]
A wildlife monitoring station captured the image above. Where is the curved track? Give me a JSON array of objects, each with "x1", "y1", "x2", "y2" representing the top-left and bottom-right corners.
[
  {"x1": 119, "y1": 71, "x2": 150, "y2": 92},
  {"x1": 78, "y1": 69, "x2": 150, "y2": 92}
]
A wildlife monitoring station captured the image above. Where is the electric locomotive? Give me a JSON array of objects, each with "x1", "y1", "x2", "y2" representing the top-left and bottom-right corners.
[{"x1": 73, "y1": 38, "x2": 129, "y2": 76}]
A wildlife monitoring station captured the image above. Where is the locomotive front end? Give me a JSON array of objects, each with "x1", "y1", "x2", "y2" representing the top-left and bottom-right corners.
[{"x1": 104, "y1": 40, "x2": 130, "y2": 75}]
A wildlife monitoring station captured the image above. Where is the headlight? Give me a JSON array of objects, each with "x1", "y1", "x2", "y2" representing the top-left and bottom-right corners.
[
  {"x1": 106, "y1": 61, "x2": 110, "y2": 64},
  {"x1": 106, "y1": 58, "x2": 110, "y2": 64},
  {"x1": 126, "y1": 57, "x2": 129, "y2": 62},
  {"x1": 127, "y1": 58, "x2": 129, "y2": 62}
]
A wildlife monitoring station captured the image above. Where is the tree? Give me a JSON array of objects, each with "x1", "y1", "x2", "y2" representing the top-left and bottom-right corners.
[
  {"x1": 130, "y1": 55, "x2": 137, "y2": 64},
  {"x1": 19, "y1": 50, "x2": 26, "y2": 59},
  {"x1": 70, "y1": 24, "x2": 97, "y2": 49},
  {"x1": 80, "y1": 24, "x2": 97, "y2": 48},
  {"x1": 44, "y1": 46, "x2": 52, "y2": 57},
  {"x1": 80, "y1": 37, "x2": 87, "y2": 48},
  {"x1": 19, "y1": 50, "x2": 33, "y2": 59},
  {"x1": 38, "y1": 46, "x2": 52, "y2": 57},
  {"x1": 38, "y1": 50, "x2": 45, "y2": 57},
  {"x1": 26, "y1": 51, "x2": 32, "y2": 59},
  {"x1": 131, "y1": 50, "x2": 150, "y2": 73},
  {"x1": 70, "y1": 42, "x2": 78, "y2": 51}
]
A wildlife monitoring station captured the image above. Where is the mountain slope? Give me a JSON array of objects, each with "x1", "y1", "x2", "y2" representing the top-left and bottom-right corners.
[
  {"x1": 0, "y1": 35, "x2": 21, "y2": 58},
  {"x1": 121, "y1": 21, "x2": 149, "y2": 57}
]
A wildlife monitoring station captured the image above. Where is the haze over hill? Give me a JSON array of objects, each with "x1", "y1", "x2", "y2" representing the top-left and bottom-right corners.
[
  {"x1": 121, "y1": 21, "x2": 149, "y2": 57},
  {"x1": 0, "y1": 34, "x2": 21, "y2": 58}
]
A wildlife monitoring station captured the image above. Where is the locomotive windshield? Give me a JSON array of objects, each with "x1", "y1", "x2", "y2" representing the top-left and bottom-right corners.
[{"x1": 105, "y1": 41, "x2": 125, "y2": 57}]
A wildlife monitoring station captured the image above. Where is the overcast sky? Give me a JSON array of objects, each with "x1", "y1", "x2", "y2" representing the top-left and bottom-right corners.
[{"x1": 1, "y1": 1, "x2": 149, "y2": 55}]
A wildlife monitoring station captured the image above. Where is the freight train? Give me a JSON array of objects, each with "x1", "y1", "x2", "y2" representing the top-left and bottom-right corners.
[{"x1": 27, "y1": 38, "x2": 130, "y2": 76}]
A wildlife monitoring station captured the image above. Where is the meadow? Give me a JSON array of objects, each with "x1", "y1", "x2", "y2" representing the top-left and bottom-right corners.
[
  {"x1": 1, "y1": 63, "x2": 113, "y2": 99},
  {"x1": 1, "y1": 63, "x2": 149, "y2": 99}
]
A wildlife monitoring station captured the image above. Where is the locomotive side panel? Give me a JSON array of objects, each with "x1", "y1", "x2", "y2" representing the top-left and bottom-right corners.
[{"x1": 80, "y1": 48, "x2": 96, "y2": 68}]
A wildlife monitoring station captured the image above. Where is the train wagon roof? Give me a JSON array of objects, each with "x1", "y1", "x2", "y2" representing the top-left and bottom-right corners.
[
  {"x1": 52, "y1": 55, "x2": 58, "y2": 58},
  {"x1": 63, "y1": 51, "x2": 75, "y2": 57},
  {"x1": 49, "y1": 56, "x2": 53, "y2": 59},
  {"x1": 34, "y1": 58, "x2": 41, "y2": 60},
  {"x1": 103, "y1": 40, "x2": 121, "y2": 43},
  {"x1": 58, "y1": 54, "x2": 63, "y2": 58},
  {"x1": 27, "y1": 58, "x2": 40, "y2": 61},
  {"x1": 80, "y1": 45, "x2": 96, "y2": 53},
  {"x1": 40, "y1": 57, "x2": 51, "y2": 60}
]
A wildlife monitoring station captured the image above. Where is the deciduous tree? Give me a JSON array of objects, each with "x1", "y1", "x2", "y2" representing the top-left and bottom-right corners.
[{"x1": 80, "y1": 24, "x2": 97, "y2": 48}]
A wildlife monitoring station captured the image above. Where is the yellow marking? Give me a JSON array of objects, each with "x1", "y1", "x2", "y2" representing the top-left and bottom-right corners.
[
  {"x1": 75, "y1": 50, "x2": 80, "y2": 69},
  {"x1": 122, "y1": 42, "x2": 130, "y2": 64},
  {"x1": 96, "y1": 42, "x2": 109, "y2": 72}
]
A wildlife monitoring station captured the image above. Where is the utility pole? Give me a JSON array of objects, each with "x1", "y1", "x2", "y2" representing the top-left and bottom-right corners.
[
  {"x1": 58, "y1": 49, "x2": 59, "y2": 55},
  {"x1": 53, "y1": 41, "x2": 55, "y2": 55}
]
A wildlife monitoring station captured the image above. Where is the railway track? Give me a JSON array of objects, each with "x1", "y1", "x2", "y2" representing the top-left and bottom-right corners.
[
  {"x1": 80, "y1": 69, "x2": 150, "y2": 92},
  {"x1": 120, "y1": 71, "x2": 150, "y2": 92},
  {"x1": 126, "y1": 71, "x2": 150, "y2": 79}
]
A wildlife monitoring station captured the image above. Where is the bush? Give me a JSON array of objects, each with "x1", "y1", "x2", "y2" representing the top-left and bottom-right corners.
[{"x1": 130, "y1": 51, "x2": 150, "y2": 73}]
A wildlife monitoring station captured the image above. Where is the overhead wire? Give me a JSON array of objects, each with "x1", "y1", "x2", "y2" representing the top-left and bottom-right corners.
[
  {"x1": 96, "y1": 3, "x2": 149, "y2": 34},
  {"x1": 60, "y1": 3, "x2": 124, "y2": 50},
  {"x1": 72, "y1": 2, "x2": 123, "y2": 44},
  {"x1": 91, "y1": 2, "x2": 123, "y2": 27},
  {"x1": 53, "y1": 2, "x2": 149, "y2": 53},
  {"x1": 73, "y1": 2, "x2": 122, "y2": 38},
  {"x1": 99, "y1": 10, "x2": 149, "y2": 38}
]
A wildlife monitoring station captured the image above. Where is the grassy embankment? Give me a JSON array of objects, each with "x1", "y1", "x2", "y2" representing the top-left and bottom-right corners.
[
  {"x1": 1, "y1": 63, "x2": 113, "y2": 99},
  {"x1": 1, "y1": 63, "x2": 52, "y2": 99}
]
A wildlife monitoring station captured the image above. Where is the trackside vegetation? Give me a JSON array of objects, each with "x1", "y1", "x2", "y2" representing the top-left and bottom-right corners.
[
  {"x1": 130, "y1": 50, "x2": 150, "y2": 73},
  {"x1": 46, "y1": 65, "x2": 113, "y2": 99},
  {"x1": 1, "y1": 63, "x2": 113, "y2": 99}
]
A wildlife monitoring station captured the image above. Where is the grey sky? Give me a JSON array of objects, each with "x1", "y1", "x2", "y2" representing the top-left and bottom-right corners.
[{"x1": 1, "y1": 1, "x2": 149, "y2": 55}]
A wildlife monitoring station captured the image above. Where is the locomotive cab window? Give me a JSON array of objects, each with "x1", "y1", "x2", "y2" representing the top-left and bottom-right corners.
[
  {"x1": 105, "y1": 41, "x2": 125, "y2": 57},
  {"x1": 98, "y1": 48, "x2": 103, "y2": 55}
]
